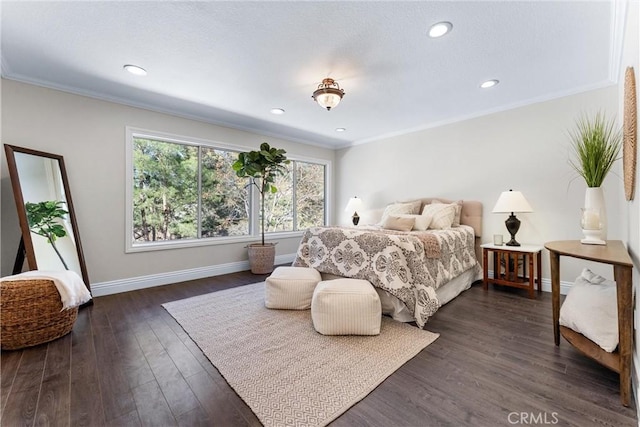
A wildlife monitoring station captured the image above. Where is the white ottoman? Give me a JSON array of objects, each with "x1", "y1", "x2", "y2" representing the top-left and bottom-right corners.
[
  {"x1": 265, "y1": 266, "x2": 322, "y2": 310},
  {"x1": 311, "y1": 279, "x2": 382, "y2": 336}
]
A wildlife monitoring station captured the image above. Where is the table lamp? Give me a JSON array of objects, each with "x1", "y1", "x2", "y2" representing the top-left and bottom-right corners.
[
  {"x1": 492, "y1": 189, "x2": 533, "y2": 246},
  {"x1": 345, "y1": 197, "x2": 363, "y2": 225}
]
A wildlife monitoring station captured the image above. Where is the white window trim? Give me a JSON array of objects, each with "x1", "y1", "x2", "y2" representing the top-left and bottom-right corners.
[{"x1": 125, "y1": 126, "x2": 332, "y2": 253}]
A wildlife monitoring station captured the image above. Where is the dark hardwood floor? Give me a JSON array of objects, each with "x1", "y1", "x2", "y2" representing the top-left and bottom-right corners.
[{"x1": 1, "y1": 270, "x2": 637, "y2": 427}]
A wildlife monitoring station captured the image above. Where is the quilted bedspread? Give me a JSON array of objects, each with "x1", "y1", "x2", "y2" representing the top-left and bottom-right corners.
[{"x1": 293, "y1": 225, "x2": 478, "y2": 327}]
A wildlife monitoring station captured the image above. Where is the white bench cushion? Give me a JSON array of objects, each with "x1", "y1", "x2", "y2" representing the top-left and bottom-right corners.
[
  {"x1": 311, "y1": 278, "x2": 381, "y2": 336},
  {"x1": 265, "y1": 266, "x2": 321, "y2": 310}
]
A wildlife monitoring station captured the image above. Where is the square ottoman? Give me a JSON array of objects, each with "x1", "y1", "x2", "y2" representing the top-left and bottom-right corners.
[
  {"x1": 311, "y1": 278, "x2": 382, "y2": 336},
  {"x1": 265, "y1": 266, "x2": 322, "y2": 310}
]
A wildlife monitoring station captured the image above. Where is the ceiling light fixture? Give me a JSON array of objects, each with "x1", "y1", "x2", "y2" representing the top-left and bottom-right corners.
[
  {"x1": 270, "y1": 108, "x2": 285, "y2": 115},
  {"x1": 123, "y1": 64, "x2": 147, "y2": 76},
  {"x1": 480, "y1": 79, "x2": 499, "y2": 89},
  {"x1": 335, "y1": 128, "x2": 346, "y2": 132},
  {"x1": 312, "y1": 78, "x2": 345, "y2": 111},
  {"x1": 428, "y1": 21, "x2": 453, "y2": 38}
]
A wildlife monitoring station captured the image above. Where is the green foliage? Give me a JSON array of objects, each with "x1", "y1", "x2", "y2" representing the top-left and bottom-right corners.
[
  {"x1": 132, "y1": 138, "x2": 324, "y2": 245},
  {"x1": 233, "y1": 142, "x2": 290, "y2": 245},
  {"x1": 200, "y1": 148, "x2": 250, "y2": 237},
  {"x1": 133, "y1": 139, "x2": 199, "y2": 241},
  {"x1": 25, "y1": 200, "x2": 70, "y2": 269},
  {"x1": 568, "y1": 112, "x2": 622, "y2": 188},
  {"x1": 133, "y1": 138, "x2": 251, "y2": 242}
]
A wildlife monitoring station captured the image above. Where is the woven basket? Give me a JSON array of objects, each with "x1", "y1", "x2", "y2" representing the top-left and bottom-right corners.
[{"x1": 1, "y1": 279, "x2": 78, "y2": 350}]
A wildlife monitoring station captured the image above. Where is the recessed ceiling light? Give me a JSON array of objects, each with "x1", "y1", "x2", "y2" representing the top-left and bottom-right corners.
[
  {"x1": 480, "y1": 79, "x2": 499, "y2": 89},
  {"x1": 270, "y1": 108, "x2": 285, "y2": 115},
  {"x1": 335, "y1": 128, "x2": 346, "y2": 132},
  {"x1": 428, "y1": 21, "x2": 453, "y2": 38},
  {"x1": 123, "y1": 64, "x2": 147, "y2": 76}
]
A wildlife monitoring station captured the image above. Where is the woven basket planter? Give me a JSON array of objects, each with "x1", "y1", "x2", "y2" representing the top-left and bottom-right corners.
[
  {"x1": 247, "y1": 243, "x2": 276, "y2": 274},
  {"x1": 1, "y1": 279, "x2": 78, "y2": 350}
]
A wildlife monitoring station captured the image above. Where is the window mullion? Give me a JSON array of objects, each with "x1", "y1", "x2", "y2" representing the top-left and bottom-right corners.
[
  {"x1": 292, "y1": 161, "x2": 298, "y2": 231},
  {"x1": 197, "y1": 146, "x2": 202, "y2": 238}
]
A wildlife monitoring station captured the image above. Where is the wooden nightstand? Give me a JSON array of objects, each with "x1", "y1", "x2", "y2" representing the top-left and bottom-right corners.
[{"x1": 481, "y1": 243, "x2": 542, "y2": 298}]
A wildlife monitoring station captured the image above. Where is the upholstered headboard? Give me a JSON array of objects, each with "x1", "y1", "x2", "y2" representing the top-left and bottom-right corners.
[
  {"x1": 415, "y1": 198, "x2": 482, "y2": 237},
  {"x1": 363, "y1": 198, "x2": 483, "y2": 260},
  {"x1": 416, "y1": 198, "x2": 483, "y2": 260}
]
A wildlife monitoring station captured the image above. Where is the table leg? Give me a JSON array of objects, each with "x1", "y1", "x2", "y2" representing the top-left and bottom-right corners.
[
  {"x1": 528, "y1": 253, "x2": 534, "y2": 299},
  {"x1": 537, "y1": 251, "x2": 542, "y2": 294},
  {"x1": 614, "y1": 265, "x2": 633, "y2": 406},
  {"x1": 550, "y1": 250, "x2": 560, "y2": 346},
  {"x1": 483, "y1": 248, "x2": 488, "y2": 291}
]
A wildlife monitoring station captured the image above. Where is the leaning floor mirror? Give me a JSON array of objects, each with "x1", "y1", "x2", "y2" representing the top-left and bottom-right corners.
[{"x1": 4, "y1": 144, "x2": 91, "y2": 295}]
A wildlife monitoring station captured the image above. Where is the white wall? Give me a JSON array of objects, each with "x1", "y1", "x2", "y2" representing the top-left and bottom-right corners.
[
  {"x1": 335, "y1": 85, "x2": 621, "y2": 283},
  {"x1": 1, "y1": 79, "x2": 335, "y2": 286},
  {"x1": 617, "y1": 0, "x2": 639, "y2": 411}
]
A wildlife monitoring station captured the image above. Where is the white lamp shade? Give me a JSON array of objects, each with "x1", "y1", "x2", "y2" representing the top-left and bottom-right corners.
[
  {"x1": 492, "y1": 190, "x2": 533, "y2": 213},
  {"x1": 345, "y1": 197, "x2": 363, "y2": 213}
]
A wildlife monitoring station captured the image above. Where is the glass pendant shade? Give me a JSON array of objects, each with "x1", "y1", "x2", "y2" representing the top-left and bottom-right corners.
[{"x1": 312, "y1": 78, "x2": 345, "y2": 111}]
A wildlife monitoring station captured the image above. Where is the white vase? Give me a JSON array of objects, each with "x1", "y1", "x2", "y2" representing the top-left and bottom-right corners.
[{"x1": 581, "y1": 187, "x2": 606, "y2": 244}]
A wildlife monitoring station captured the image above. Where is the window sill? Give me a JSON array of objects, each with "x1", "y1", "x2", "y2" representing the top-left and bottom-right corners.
[{"x1": 125, "y1": 230, "x2": 306, "y2": 253}]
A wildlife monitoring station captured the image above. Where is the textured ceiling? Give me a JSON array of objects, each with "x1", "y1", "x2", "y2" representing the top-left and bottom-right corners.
[{"x1": 1, "y1": 1, "x2": 623, "y2": 148}]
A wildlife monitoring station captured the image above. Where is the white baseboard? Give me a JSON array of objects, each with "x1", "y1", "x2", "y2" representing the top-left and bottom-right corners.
[
  {"x1": 487, "y1": 270, "x2": 572, "y2": 295},
  {"x1": 94, "y1": 263, "x2": 572, "y2": 298},
  {"x1": 90, "y1": 253, "x2": 297, "y2": 297}
]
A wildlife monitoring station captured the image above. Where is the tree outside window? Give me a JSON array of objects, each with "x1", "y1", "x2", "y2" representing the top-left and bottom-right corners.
[{"x1": 131, "y1": 135, "x2": 326, "y2": 247}]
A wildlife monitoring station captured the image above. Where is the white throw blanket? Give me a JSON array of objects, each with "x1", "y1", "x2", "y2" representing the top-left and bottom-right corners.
[{"x1": 1, "y1": 270, "x2": 92, "y2": 309}]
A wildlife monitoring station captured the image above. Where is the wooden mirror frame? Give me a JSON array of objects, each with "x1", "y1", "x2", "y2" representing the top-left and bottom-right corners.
[{"x1": 4, "y1": 144, "x2": 91, "y2": 294}]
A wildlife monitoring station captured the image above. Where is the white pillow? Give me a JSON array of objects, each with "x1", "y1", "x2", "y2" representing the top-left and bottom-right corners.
[
  {"x1": 396, "y1": 214, "x2": 431, "y2": 231},
  {"x1": 559, "y1": 269, "x2": 618, "y2": 352},
  {"x1": 382, "y1": 215, "x2": 415, "y2": 231},
  {"x1": 421, "y1": 203, "x2": 456, "y2": 230},
  {"x1": 379, "y1": 200, "x2": 421, "y2": 224},
  {"x1": 431, "y1": 199, "x2": 463, "y2": 226}
]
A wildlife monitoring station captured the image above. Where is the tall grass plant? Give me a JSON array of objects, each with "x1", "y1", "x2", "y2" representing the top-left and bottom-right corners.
[{"x1": 568, "y1": 112, "x2": 622, "y2": 188}]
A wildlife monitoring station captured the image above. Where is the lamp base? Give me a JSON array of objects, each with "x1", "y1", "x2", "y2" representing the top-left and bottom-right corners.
[
  {"x1": 505, "y1": 239, "x2": 521, "y2": 247},
  {"x1": 504, "y1": 213, "x2": 521, "y2": 246},
  {"x1": 352, "y1": 212, "x2": 360, "y2": 226}
]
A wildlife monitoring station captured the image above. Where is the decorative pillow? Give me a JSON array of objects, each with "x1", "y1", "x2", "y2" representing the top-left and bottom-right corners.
[
  {"x1": 421, "y1": 203, "x2": 456, "y2": 229},
  {"x1": 559, "y1": 269, "x2": 618, "y2": 352},
  {"x1": 382, "y1": 215, "x2": 415, "y2": 231},
  {"x1": 379, "y1": 200, "x2": 421, "y2": 224},
  {"x1": 396, "y1": 214, "x2": 431, "y2": 231},
  {"x1": 431, "y1": 199, "x2": 463, "y2": 226}
]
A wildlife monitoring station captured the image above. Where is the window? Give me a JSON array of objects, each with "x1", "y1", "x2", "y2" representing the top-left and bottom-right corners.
[
  {"x1": 263, "y1": 160, "x2": 326, "y2": 232},
  {"x1": 126, "y1": 128, "x2": 330, "y2": 251}
]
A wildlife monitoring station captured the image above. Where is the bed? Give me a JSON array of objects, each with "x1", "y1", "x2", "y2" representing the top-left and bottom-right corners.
[{"x1": 292, "y1": 198, "x2": 483, "y2": 327}]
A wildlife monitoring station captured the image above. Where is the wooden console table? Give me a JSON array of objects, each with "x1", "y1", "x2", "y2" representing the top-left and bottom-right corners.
[{"x1": 545, "y1": 240, "x2": 633, "y2": 406}]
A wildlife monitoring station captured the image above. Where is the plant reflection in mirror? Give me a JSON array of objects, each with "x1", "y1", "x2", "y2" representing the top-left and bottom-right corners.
[{"x1": 25, "y1": 200, "x2": 70, "y2": 270}]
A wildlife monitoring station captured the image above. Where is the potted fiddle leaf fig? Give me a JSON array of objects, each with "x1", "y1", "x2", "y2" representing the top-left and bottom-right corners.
[{"x1": 233, "y1": 142, "x2": 290, "y2": 274}]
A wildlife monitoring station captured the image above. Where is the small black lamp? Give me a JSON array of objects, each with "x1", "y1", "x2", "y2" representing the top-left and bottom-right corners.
[
  {"x1": 345, "y1": 196, "x2": 363, "y2": 226},
  {"x1": 492, "y1": 189, "x2": 533, "y2": 246}
]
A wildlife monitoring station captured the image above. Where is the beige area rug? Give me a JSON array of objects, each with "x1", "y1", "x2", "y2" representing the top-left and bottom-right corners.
[{"x1": 163, "y1": 282, "x2": 439, "y2": 427}]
